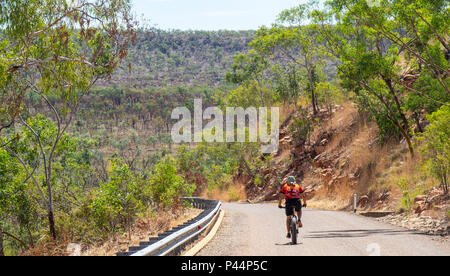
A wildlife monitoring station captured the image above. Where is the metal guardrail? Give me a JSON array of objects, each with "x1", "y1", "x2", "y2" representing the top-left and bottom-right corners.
[{"x1": 116, "y1": 198, "x2": 222, "y2": 256}]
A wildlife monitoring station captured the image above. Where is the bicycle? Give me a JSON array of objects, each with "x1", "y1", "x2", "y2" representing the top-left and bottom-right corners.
[{"x1": 279, "y1": 204, "x2": 306, "y2": 245}]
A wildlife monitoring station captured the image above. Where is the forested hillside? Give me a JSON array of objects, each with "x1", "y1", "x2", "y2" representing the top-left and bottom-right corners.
[
  {"x1": 0, "y1": 0, "x2": 448, "y2": 256},
  {"x1": 70, "y1": 30, "x2": 254, "y2": 133},
  {"x1": 107, "y1": 29, "x2": 255, "y2": 88}
]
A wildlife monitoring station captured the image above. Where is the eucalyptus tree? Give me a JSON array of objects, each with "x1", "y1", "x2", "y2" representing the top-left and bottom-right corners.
[
  {"x1": 310, "y1": 1, "x2": 439, "y2": 157},
  {"x1": 0, "y1": 0, "x2": 136, "y2": 239},
  {"x1": 250, "y1": 1, "x2": 331, "y2": 115},
  {"x1": 225, "y1": 50, "x2": 271, "y2": 107},
  {"x1": 328, "y1": 0, "x2": 449, "y2": 96},
  {"x1": 318, "y1": 0, "x2": 448, "y2": 155}
]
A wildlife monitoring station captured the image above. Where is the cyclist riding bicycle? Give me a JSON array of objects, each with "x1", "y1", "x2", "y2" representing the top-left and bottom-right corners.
[{"x1": 278, "y1": 176, "x2": 307, "y2": 239}]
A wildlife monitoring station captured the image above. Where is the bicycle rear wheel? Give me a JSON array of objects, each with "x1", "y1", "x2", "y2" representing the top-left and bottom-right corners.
[{"x1": 291, "y1": 217, "x2": 298, "y2": 245}]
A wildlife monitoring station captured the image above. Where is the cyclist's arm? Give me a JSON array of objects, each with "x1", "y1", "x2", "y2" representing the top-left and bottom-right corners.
[
  {"x1": 301, "y1": 193, "x2": 307, "y2": 206},
  {"x1": 278, "y1": 185, "x2": 286, "y2": 207}
]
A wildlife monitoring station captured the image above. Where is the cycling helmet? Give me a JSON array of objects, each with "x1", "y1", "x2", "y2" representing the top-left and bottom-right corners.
[{"x1": 287, "y1": 176, "x2": 295, "y2": 184}]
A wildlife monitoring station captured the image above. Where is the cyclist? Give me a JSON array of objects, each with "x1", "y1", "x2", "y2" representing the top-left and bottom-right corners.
[{"x1": 278, "y1": 176, "x2": 307, "y2": 239}]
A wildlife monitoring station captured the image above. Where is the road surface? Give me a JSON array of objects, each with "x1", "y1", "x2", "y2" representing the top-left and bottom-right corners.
[{"x1": 197, "y1": 203, "x2": 450, "y2": 256}]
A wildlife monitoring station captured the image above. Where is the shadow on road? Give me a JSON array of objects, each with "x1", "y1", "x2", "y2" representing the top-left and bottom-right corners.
[
  {"x1": 275, "y1": 242, "x2": 303, "y2": 246},
  {"x1": 304, "y1": 229, "x2": 421, "y2": 239}
]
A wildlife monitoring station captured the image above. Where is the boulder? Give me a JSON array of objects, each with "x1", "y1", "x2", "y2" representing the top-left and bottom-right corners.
[
  {"x1": 415, "y1": 205, "x2": 423, "y2": 214},
  {"x1": 358, "y1": 195, "x2": 370, "y2": 207},
  {"x1": 320, "y1": 139, "x2": 328, "y2": 146},
  {"x1": 264, "y1": 188, "x2": 279, "y2": 201},
  {"x1": 303, "y1": 189, "x2": 316, "y2": 200},
  {"x1": 378, "y1": 191, "x2": 391, "y2": 202},
  {"x1": 414, "y1": 195, "x2": 427, "y2": 203},
  {"x1": 320, "y1": 168, "x2": 334, "y2": 183}
]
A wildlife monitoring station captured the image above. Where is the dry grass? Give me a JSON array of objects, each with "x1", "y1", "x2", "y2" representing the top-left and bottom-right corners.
[
  {"x1": 279, "y1": 102, "x2": 298, "y2": 124},
  {"x1": 303, "y1": 102, "x2": 417, "y2": 211},
  {"x1": 368, "y1": 147, "x2": 439, "y2": 212},
  {"x1": 21, "y1": 233, "x2": 74, "y2": 256},
  {"x1": 308, "y1": 197, "x2": 354, "y2": 210},
  {"x1": 304, "y1": 103, "x2": 376, "y2": 209},
  {"x1": 201, "y1": 181, "x2": 248, "y2": 203},
  {"x1": 82, "y1": 207, "x2": 202, "y2": 256},
  {"x1": 21, "y1": 207, "x2": 202, "y2": 256},
  {"x1": 314, "y1": 102, "x2": 441, "y2": 213}
]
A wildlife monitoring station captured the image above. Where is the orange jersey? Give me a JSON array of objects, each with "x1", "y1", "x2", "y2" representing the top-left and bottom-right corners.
[{"x1": 280, "y1": 183, "x2": 304, "y2": 200}]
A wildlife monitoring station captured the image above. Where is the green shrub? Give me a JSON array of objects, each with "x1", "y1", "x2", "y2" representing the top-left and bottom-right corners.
[
  {"x1": 149, "y1": 156, "x2": 195, "y2": 208},
  {"x1": 227, "y1": 187, "x2": 240, "y2": 202},
  {"x1": 396, "y1": 177, "x2": 427, "y2": 213},
  {"x1": 418, "y1": 105, "x2": 450, "y2": 194},
  {"x1": 289, "y1": 117, "x2": 312, "y2": 142},
  {"x1": 90, "y1": 159, "x2": 144, "y2": 232}
]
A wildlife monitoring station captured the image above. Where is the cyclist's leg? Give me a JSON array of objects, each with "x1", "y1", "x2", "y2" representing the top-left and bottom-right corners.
[
  {"x1": 295, "y1": 199, "x2": 303, "y2": 227},
  {"x1": 285, "y1": 202, "x2": 294, "y2": 234},
  {"x1": 297, "y1": 211, "x2": 303, "y2": 227},
  {"x1": 286, "y1": 216, "x2": 291, "y2": 233}
]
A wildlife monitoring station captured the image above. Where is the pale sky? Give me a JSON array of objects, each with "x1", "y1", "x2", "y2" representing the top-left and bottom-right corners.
[{"x1": 131, "y1": 0, "x2": 308, "y2": 31}]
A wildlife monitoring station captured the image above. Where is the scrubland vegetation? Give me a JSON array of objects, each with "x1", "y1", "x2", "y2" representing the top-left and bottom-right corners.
[{"x1": 0, "y1": 0, "x2": 448, "y2": 255}]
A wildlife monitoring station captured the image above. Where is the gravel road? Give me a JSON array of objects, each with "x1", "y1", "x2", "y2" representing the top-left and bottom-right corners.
[{"x1": 196, "y1": 203, "x2": 450, "y2": 256}]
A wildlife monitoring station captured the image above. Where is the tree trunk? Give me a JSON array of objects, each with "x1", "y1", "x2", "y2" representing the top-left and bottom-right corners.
[
  {"x1": 48, "y1": 209, "x2": 57, "y2": 240},
  {"x1": 376, "y1": 92, "x2": 415, "y2": 158},
  {"x1": 402, "y1": 128, "x2": 415, "y2": 158},
  {"x1": 384, "y1": 78, "x2": 410, "y2": 131},
  {"x1": 305, "y1": 62, "x2": 318, "y2": 115},
  {"x1": 442, "y1": 171, "x2": 448, "y2": 195},
  {"x1": 366, "y1": 80, "x2": 415, "y2": 159},
  {"x1": 311, "y1": 88, "x2": 318, "y2": 115},
  {"x1": 315, "y1": 92, "x2": 319, "y2": 113},
  {"x1": 309, "y1": 72, "x2": 318, "y2": 115},
  {"x1": 27, "y1": 226, "x2": 34, "y2": 248},
  {"x1": 46, "y1": 157, "x2": 56, "y2": 240},
  {"x1": 391, "y1": 117, "x2": 415, "y2": 158}
]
